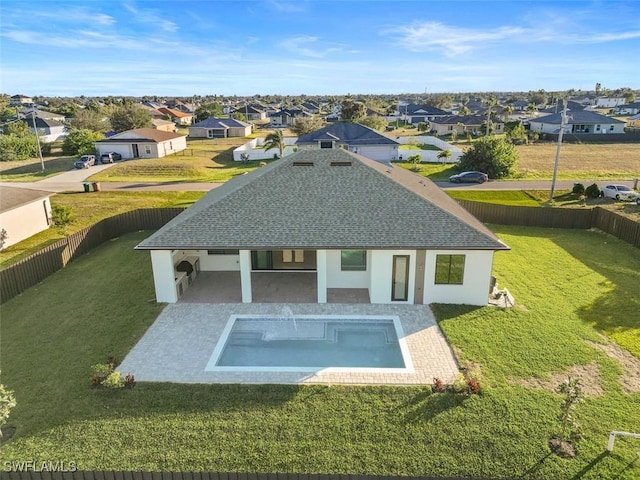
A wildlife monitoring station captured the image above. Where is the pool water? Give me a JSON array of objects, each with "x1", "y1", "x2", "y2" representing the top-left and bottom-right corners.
[{"x1": 206, "y1": 316, "x2": 411, "y2": 370}]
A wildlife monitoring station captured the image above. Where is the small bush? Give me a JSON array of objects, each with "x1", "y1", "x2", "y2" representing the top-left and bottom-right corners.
[
  {"x1": 585, "y1": 183, "x2": 600, "y2": 198},
  {"x1": 52, "y1": 204, "x2": 73, "y2": 229},
  {"x1": 452, "y1": 373, "x2": 467, "y2": 393},
  {"x1": 572, "y1": 183, "x2": 585, "y2": 195},
  {"x1": 433, "y1": 377, "x2": 446, "y2": 392},
  {"x1": 102, "y1": 372, "x2": 124, "y2": 389},
  {"x1": 466, "y1": 377, "x2": 481, "y2": 395},
  {"x1": 124, "y1": 374, "x2": 136, "y2": 389}
]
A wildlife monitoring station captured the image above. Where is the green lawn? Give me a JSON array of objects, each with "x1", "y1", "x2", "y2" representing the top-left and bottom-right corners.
[
  {"x1": 393, "y1": 161, "x2": 456, "y2": 181},
  {"x1": 1, "y1": 227, "x2": 639, "y2": 477},
  {"x1": 399, "y1": 143, "x2": 441, "y2": 151},
  {"x1": 0, "y1": 191, "x2": 204, "y2": 268},
  {"x1": 446, "y1": 190, "x2": 575, "y2": 206},
  {"x1": 0, "y1": 155, "x2": 77, "y2": 181}
]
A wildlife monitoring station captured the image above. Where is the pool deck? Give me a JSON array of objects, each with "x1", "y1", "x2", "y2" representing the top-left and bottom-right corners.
[{"x1": 118, "y1": 303, "x2": 460, "y2": 385}]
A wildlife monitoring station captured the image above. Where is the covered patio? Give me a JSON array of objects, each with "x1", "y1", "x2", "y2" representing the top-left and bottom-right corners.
[{"x1": 179, "y1": 271, "x2": 370, "y2": 304}]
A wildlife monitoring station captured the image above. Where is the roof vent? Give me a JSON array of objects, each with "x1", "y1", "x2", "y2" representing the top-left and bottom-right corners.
[
  {"x1": 292, "y1": 161, "x2": 314, "y2": 166},
  {"x1": 330, "y1": 161, "x2": 352, "y2": 166}
]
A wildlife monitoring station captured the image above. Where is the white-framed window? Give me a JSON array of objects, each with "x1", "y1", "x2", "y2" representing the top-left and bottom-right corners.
[
  {"x1": 144, "y1": 146, "x2": 152, "y2": 155},
  {"x1": 434, "y1": 254, "x2": 465, "y2": 284}
]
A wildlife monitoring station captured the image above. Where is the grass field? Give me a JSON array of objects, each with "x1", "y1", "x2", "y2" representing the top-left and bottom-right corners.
[
  {"x1": 0, "y1": 191, "x2": 205, "y2": 268},
  {"x1": 2, "y1": 138, "x2": 638, "y2": 183},
  {"x1": 1, "y1": 227, "x2": 639, "y2": 477}
]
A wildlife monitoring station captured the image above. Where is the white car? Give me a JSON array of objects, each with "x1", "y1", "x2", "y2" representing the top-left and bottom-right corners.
[{"x1": 601, "y1": 184, "x2": 638, "y2": 201}]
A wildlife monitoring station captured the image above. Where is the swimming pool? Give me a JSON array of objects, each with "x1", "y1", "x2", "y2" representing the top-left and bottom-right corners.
[{"x1": 205, "y1": 314, "x2": 414, "y2": 372}]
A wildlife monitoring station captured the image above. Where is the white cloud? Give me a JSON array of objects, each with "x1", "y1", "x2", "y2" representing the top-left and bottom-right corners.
[
  {"x1": 121, "y1": 2, "x2": 178, "y2": 32},
  {"x1": 266, "y1": 0, "x2": 307, "y2": 13},
  {"x1": 279, "y1": 35, "x2": 346, "y2": 58}
]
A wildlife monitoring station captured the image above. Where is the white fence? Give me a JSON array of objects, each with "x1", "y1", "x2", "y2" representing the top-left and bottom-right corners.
[
  {"x1": 395, "y1": 136, "x2": 462, "y2": 164},
  {"x1": 233, "y1": 137, "x2": 298, "y2": 161}
]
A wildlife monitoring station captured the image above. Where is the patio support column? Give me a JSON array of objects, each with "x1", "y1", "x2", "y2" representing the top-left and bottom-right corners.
[
  {"x1": 239, "y1": 249, "x2": 252, "y2": 303},
  {"x1": 150, "y1": 250, "x2": 177, "y2": 303},
  {"x1": 316, "y1": 249, "x2": 327, "y2": 303}
]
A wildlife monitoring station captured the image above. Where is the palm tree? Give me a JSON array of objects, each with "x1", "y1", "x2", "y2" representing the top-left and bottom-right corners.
[
  {"x1": 263, "y1": 130, "x2": 285, "y2": 158},
  {"x1": 437, "y1": 149, "x2": 452, "y2": 164}
]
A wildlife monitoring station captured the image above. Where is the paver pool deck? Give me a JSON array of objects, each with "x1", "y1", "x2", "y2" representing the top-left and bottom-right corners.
[{"x1": 118, "y1": 303, "x2": 459, "y2": 385}]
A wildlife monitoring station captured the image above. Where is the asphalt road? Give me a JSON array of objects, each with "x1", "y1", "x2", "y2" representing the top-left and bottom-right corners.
[{"x1": 1, "y1": 162, "x2": 637, "y2": 193}]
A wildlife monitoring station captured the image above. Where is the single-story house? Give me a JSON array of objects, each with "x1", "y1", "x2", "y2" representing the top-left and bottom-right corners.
[
  {"x1": 626, "y1": 113, "x2": 640, "y2": 129},
  {"x1": 232, "y1": 105, "x2": 267, "y2": 122},
  {"x1": 94, "y1": 128, "x2": 187, "y2": 159},
  {"x1": 529, "y1": 110, "x2": 626, "y2": 134},
  {"x1": 402, "y1": 104, "x2": 451, "y2": 124},
  {"x1": 157, "y1": 107, "x2": 193, "y2": 125},
  {"x1": 189, "y1": 117, "x2": 253, "y2": 138},
  {"x1": 22, "y1": 108, "x2": 65, "y2": 122},
  {"x1": 295, "y1": 122, "x2": 400, "y2": 162},
  {"x1": 269, "y1": 109, "x2": 310, "y2": 127},
  {"x1": 136, "y1": 149, "x2": 508, "y2": 306},
  {"x1": 429, "y1": 115, "x2": 504, "y2": 136},
  {"x1": 613, "y1": 102, "x2": 640, "y2": 115},
  {"x1": 10, "y1": 94, "x2": 33, "y2": 106},
  {"x1": 152, "y1": 118, "x2": 177, "y2": 132},
  {"x1": 25, "y1": 116, "x2": 67, "y2": 143},
  {"x1": 0, "y1": 186, "x2": 52, "y2": 250}
]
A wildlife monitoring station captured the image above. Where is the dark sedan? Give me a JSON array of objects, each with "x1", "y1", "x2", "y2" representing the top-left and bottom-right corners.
[{"x1": 449, "y1": 171, "x2": 489, "y2": 184}]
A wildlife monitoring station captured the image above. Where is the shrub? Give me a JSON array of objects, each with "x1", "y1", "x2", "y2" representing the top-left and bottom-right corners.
[
  {"x1": 102, "y1": 371, "x2": 124, "y2": 389},
  {"x1": 433, "y1": 377, "x2": 446, "y2": 392},
  {"x1": 585, "y1": 183, "x2": 600, "y2": 198},
  {"x1": 0, "y1": 375, "x2": 16, "y2": 440},
  {"x1": 52, "y1": 204, "x2": 73, "y2": 229},
  {"x1": 124, "y1": 374, "x2": 136, "y2": 389},
  {"x1": 458, "y1": 136, "x2": 518, "y2": 179},
  {"x1": 452, "y1": 373, "x2": 467, "y2": 393},
  {"x1": 466, "y1": 377, "x2": 481, "y2": 395},
  {"x1": 572, "y1": 183, "x2": 585, "y2": 195}
]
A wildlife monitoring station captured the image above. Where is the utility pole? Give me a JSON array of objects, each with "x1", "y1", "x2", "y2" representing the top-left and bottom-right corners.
[
  {"x1": 32, "y1": 110, "x2": 45, "y2": 171},
  {"x1": 549, "y1": 99, "x2": 568, "y2": 203}
]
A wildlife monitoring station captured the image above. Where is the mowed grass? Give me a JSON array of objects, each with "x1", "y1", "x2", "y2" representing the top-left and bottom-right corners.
[
  {"x1": 393, "y1": 161, "x2": 456, "y2": 181},
  {"x1": 1, "y1": 228, "x2": 639, "y2": 477},
  {"x1": 446, "y1": 190, "x2": 544, "y2": 206},
  {"x1": 513, "y1": 142, "x2": 640, "y2": 179},
  {"x1": 88, "y1": 138, "x2": 276, "y2": 183},
  {"x1": 0, "y1": 155, "x2": 77, "y2": 181},
  {"x1": 0, "y1": 191, "x2": 205, "y2": 268}
]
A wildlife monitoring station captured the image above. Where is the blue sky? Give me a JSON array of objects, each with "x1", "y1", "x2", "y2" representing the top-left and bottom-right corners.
[{"x1": 1, "y1": 0, "x2": 639, "y2": 96}]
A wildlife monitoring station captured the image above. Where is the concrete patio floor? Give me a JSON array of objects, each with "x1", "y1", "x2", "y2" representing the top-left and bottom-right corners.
[{"x1": 118, "y1": 303, "x2": 459, "y2": 385}]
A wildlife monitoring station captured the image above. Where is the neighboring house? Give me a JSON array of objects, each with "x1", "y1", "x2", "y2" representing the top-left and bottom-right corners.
[
  {"x1": 429, "y1": 115, "x2": 504, "y2": 136},
  {"x1": 136, "y1": 148, "x2": 508, "y2": 305},
  {"x1": 22, "y1": 108, "x2": 66, "y2": 122},
  {"x1": 94, "y1": 128, "x2": 187, "y2": 159},
  {"x1": 508, "y1": 100, "x2": 530, "y2": 111},
  {"x1": 626, "y1": 113, "x2": 640, "y2": 129},
  {"x1": 0, "y1": 186, "x2": 52, "y2": 250},
  {"x1": 152, "y1": 118, "x2": 177, "y2": 132},
  {"x1": 295, "y1": 122, "x2": 400, "y2": 162},
  {"x1": 613, "y1": 102, "x2": 640, "y2": 115},
  {"x1": 269, "y1": 109, "x2": 310, "y2": 127},
  {"x1": 24, "y1": 116, "x2": 67, "y2": 143},
  {"x1": 529, "y1": 110, "x2": 626, "y2": 134},
  {"x1": 10, "y1": 94, "x2": 33, "y2": 106},
  {"x1": 157, "y1": 107, "x2": 194, "y2": 125},
  {"x1": 596, "y1": 97, "x2": 626, "y2": 108},
  {"x1": 232, "y1": 105, "x2": 267, "y2": 122},
  {"x1": 402, "y1": 104, "x2": 451, "y2": 124},
  {"x1": 189, "y1": 117, "x2": 253, "y2": 138}
]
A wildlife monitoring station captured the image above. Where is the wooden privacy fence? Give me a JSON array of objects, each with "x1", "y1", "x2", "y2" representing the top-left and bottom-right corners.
[
  {"x1": 457, "y1": 200, "x2": 640, "y2": 247},
  {"x1": 1, "y1": 203, "x2": 638, "y2": 304},
  {"x1": 0, "y1": 472, "x2": 474, "y2": 480},
  {"x1": 0, "y1": 208, "x2": 185, "y2": 304}
]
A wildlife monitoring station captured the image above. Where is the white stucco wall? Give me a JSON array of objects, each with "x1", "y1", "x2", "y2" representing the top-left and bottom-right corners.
[
  {"x1": 198, "y1": 251, "x2": 240, "y2": 271},
  {"x1": 422, "y1": 250, "x2": 494, "y2": 306},
  {"x1": 326, "y1": 250, "x2": 370, "y2": 288},
  {"x1": 0, "y1": 197, "x2": 51, "y2": 249},
  {"x1": 150, "y1": 250, "x2": 178, "y2": 303},
  {"x1": 349, "y1": 145, "x2": 398, "y2": 162},
  {"x1": 369, "y1": 250, "x2": 416, "y2": 304}
]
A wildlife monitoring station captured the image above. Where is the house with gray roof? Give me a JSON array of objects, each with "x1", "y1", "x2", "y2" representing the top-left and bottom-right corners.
[
  {"x1": 429, "y1": 115, "x2": 504, "y2": 136},
  {"x1": 0, "y1": 186, "x2": 52, "y2": 250},
  {"x1": 136, "y1": 148, "x2": 508, "y2": 306},
  {"x1": 94, "y1": 128, "x2": 186, "y2": 159},
  {"x1": 295, "y1": 122, "x2": 400, "y2": 162},
  {"x1": 529, "y1": 110, "x2": 626, "y2": 134},
  {"x1": 189, "y1": 117, "x2": 253, "y2": 138}
]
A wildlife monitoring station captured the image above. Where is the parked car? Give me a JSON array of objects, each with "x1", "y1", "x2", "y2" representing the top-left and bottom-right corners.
[
  {"x1": 636, "y1": 196, "x2": 640, "y2": 206},
  {"x1": 601, "y1": 184, "x2": 638, "y2": 201},
  {"x1": 100, "y1": 152, "x2": 122, "y2": 164},
  {"x1": 449, "y1": 171, "x2": 489, "y2": 184},
  {"x1": 74, "y1": 155, "x2": 96, "y2": 169}
]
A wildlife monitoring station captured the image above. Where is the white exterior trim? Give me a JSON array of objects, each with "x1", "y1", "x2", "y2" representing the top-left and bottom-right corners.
[
  {"x1": 316, "y1": 249, "x2": 327, "y2": 303},
  {"x1": 150, "y1": 250, "x2": 178, "y2": 303},
  {"x1": 239, "y1": 249, "x2": 252, "y2": 303}
]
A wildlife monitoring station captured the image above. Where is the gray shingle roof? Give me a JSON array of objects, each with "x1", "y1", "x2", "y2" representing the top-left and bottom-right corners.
[
  {"x1": 137, "y1": 149, "x2": 507, "y2": 251},
  {"x1": 0, "y1": 186, "x2": 52, "y2": 213},
  {"x1": 533, "y1": 110, "x2": 626, "y2": 124},
  {"x1": 295, "y1": 123, "x2": 399, "y2": 146},
  {"x1": 191, "y1": 117, "x2": 251, "y2": 128}
]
